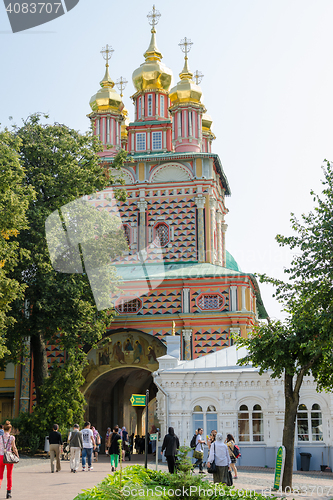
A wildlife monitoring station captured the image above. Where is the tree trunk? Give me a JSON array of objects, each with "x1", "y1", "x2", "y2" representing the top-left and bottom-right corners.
[
  {"x1": 281, "y1": 372, "x2": 301, "y2": 491},
  {"x1": 30, "y1": 332, "x2": 48, "y2": 405}
]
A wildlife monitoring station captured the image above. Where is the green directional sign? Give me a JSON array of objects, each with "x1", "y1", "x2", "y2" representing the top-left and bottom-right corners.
[
  {"x1": 130, "y1": 394, "x2": 146, "y2": 406},
  {"x1": 273, "y1": 446, "x2": 285, "y2": 490},
  {"x1": 150, "y1": 433, "x2": 158, "y2": 441}
]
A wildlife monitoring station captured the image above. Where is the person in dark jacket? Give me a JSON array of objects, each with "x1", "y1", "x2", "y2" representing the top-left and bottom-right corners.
[
  {"x1": 106, "y1": 426, "x2": 121, "y2": 472},
  {"x1": 48, "y1": 424, "x2": 63, "y2": 473},
  {"x1": 161, "y1": 427, "x2": 179, "y2": 473}
]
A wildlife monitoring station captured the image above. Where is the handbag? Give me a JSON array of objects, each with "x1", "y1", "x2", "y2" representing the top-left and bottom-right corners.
[
  {"x1": 2, "y1": 436, "x2": 19, "y2": 464},
  {"x1": 207, "y1": 442, "x2": 217, "y2": 473},
  {"x1": 193, "y1": 450, "x2": 203, "y2": 460},
  {"x1": 227, "y1": 470, "x2": 233, "y2": 486}
]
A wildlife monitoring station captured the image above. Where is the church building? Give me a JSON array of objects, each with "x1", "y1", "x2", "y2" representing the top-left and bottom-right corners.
[{"x1": 4, "y1": 6, "x2": 332, "y2": 471}]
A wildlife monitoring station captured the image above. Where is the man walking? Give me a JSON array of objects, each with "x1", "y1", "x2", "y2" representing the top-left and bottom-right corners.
[
  {"x1": 193, "y1": 428, "x2": 206, "y2": 473},
  {"x1": 68, "y1": 424, "x2": 83, "y2": 473},
  {"x1": 161, "y1": 427, "x2": 179, "y2": 473},
  {"x1": 81, "y1": 422, "x2": 96, "y2": 471},
  {"x1": 49, "y1": 424, "x2": 63, "y2": 473}
]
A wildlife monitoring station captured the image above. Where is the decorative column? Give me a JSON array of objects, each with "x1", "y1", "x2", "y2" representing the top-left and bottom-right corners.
[
  {"x1": 221, "y1": 222, "x2": 228, "y2": 267},
  {"x1": 182, "y1": 329, "x2": 192, "y2": 360},
  {"x1": 209, "y1": 197, "x2": 216, "y2": 264},
  {"x1": 216, "y1": 211, "x2": 223, "y2": 266},
  {"x1": 195, "y1": 195, "x2": 205, "y2": 262},
  {"x1": 241, "y1": 286, "x2": 247, "y2": 311},
  {"x1": 137, "y1": 200, "x2": 148, "y2": 253}
]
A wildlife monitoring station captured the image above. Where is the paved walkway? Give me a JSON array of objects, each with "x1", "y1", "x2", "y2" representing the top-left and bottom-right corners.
[{"x1": 4, "y1": 454, "x2": 333, "y2": 500}]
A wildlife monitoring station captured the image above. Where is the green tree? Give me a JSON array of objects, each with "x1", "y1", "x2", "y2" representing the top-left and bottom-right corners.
[
  {"x1": 7, "y1": 114, "x2": 128, "y2": 403},
  {"x1": 236, "y1": 161, "x2": 333, "y2": 490},
  {"x1": 0, "y1": 128, "x2": 34, "y2": 356}
]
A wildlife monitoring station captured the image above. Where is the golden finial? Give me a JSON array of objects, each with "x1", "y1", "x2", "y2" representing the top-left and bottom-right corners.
[
  {"x1": 193, "y1": 70, "x2": 204, "y2": 85},
  {"x1": 179, "y1": 37, "x2": 194, "y2": 80},
  {"x1": 116, "y1": 77, "x2": 128, "y2": 98},
  {"x1": 100, "y1": 44, "x2": 115, "y2": 88},
  {"x1": 172, "y1": 321, "x2": 176, "y2": 336},
  {"x1": 147, "y1": 4, "x2": 161, "y2": 33}
]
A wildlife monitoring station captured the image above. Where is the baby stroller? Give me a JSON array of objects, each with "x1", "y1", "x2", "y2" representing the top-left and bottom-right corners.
[{"x1": 61, "y1": 442, "x2": 70, "y2": 461}]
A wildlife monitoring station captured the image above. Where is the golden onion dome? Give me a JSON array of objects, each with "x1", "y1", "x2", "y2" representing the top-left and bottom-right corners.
[
  {"x1": 169, "y1": 56, "x2": 203, "y2": 106},
  {"x1": 132, "y1": 28, "x2": 173, "y2": 92},
  {"x1": 90, "y1": 64, "x2": 124, "y2": 113}
]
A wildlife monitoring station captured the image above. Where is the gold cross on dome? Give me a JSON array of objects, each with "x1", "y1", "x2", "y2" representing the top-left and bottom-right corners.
[
  {"x1": 100, "y1": 44, "x2": 114, "y2": 66},
  {"x1": 116, "y1": 76, "x2": 128, "y2": 98},
  {"x1": 194, "y1": 70, "x2": 204, "y2": 85},
  {"x1": 147, "y1": 5, "x2": 161, "y2": 28},
  {"x1": 179, "y1": 37, "x2": 193, "y2": 57}
]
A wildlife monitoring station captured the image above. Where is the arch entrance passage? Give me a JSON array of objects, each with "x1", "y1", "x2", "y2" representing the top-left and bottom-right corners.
[{"x1": 83, "y1": 329, "x2": 167, "y2": 438}]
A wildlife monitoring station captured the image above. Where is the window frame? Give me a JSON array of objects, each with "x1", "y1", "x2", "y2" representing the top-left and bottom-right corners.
[
  {"x1": 147, "y1": 94, "x2": 153, "y2": 117},
  {"x1": 238, "y1": 403, "x2": 264, "y2": 443},
  {"x1": 136, "y1": 132, "x2": 146, "y2": 151},
  {"x1": 153, "y1": 222, "x2": 170, "y2": 247},
  {"x1": 115, "y1": 297, "x2": 142, "y2": 314},
  {"x1": 152, "y1": 131, "x2": 162, "y2": 151},
  {"x1": 196, "y1": 293, "x2": 226, "y2": 311},
  {"x1": 192, "y1": 404, "x2": 218, "y2": 437},
  {"x1": 297, "y1": 403, "x2": 323, "y2": 442}
]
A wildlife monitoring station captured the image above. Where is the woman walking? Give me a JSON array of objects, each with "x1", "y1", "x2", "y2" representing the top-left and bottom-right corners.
[
  {"x1": 225, "y1": 433, "x2": 238, "y2": 479},
  {"x1": 0, "y1": 421, "x2": 19, "y2": 498},
  {"x1": 207, "y1": 433, "x2": 231, "y2": 485},
  {"x1": 107, "y1": 426, "x2": 121, "y2": 472},
  {"x1": 207, "y1": 430, "x2": 217, "y2": 450}
]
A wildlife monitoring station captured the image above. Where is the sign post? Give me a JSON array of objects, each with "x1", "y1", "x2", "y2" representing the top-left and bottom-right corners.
[
  {"x1": 273, "y1": 446, "x2": 285, "y2": 490},
  {"x1": 150, "y1": 433, "x2": 158, "y2": 470},
  {"x1": 144, "y1": 389, "x2": 149, "y2": 469}
]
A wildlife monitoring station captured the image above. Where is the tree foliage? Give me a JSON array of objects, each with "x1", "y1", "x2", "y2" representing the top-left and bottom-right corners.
[
  {"x1": 237, "y1": 161, "x2": 333, "y2": 489},
  {"x1": 6, "y1": 114, "x2": 128, "y2": 402},
  {"x1": 0, "y1": 128, "x2": 34, "y2": 356}
]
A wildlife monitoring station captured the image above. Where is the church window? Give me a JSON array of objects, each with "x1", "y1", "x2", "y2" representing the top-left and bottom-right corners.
[
  {"x1": 152, "y1": 131, "x2": 162, "y2": 150},
  {"x1": 160, "y1": 95, "x2": 165, "y2": 117},
  {"x1": 116, "y1": 297, "x2": 142, "y2": 314},
  {"x1": 154, "y1": 222, "x2": 169, "y2": 247},
  {"x1": 197, "y1": 293, "x2": 225, "y2": 311},
  {"x1": 188, "y1": 111, "x2": 192, "y2": 136},
  {"x1": 238, "y1": 404, "x2": 264, "y2": 442},
  {"x1": 297, "y1": 403, "x2": 323, "y2": 442},
  {"x1": 177, "y1": 112, "x2": 182, "y2": 138},
  {"x1": 136, "y1": 133, "x2": 146, "y2": 151},
  {"x1": 148, "y1": 94, "x2": 153, "y2": 117}
]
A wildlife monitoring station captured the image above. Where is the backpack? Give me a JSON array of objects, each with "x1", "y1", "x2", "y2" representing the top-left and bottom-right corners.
[
  {"x1": 190, "y1": 434, "x2": 197, "y2": 449},
  {"x1": 233, "y1": 444, "x2": 241, "y2": 458}
]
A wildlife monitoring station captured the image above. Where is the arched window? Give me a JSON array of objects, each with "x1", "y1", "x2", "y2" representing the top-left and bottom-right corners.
[
  {"x1": 154, "y1": 222, "x2": 169, "y2": 247},
  {"x1": 206, "y1": 405, "x2": 217, "y2": 434},
  {"x1": 297, "y1": 403, "x2": 323, "y2": 442},
  {"x1": 238, "y1": 403, "x2": 264, "y2": 442},
  {"x1": 138, "y1": 97, "x2": 142, "y2": 119},
  {"x1": 192, "y1": 404, "x2": 217, "y2": 436},
  {"x1": 160, "y1": 95, "x2": 165, "y2": 117}
]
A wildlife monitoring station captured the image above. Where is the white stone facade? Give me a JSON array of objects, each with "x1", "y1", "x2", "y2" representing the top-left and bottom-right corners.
[{"x1": 153, "y1": 346, "x2": 333, "y2": 471}]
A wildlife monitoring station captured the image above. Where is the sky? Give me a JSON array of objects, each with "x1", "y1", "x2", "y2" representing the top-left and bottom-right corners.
[{"x1": 1, "y1": 0, "x2": 333, "y2": 320}]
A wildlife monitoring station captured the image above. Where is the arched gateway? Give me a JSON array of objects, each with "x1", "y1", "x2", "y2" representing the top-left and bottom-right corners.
[{"x1": 82, "y1": 330, "x2": 166, "y2": 437}]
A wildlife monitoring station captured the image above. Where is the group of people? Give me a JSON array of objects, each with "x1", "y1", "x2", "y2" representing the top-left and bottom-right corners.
[
  {"x1": 105, "y1": 425, "x2": 129, "y2": 471},
  {"x1": 161, "y1": 426, "x2": 239, "y2": 486},
  {"x1": 49, "y1": 421, "x2": 101, "y2": 473}
]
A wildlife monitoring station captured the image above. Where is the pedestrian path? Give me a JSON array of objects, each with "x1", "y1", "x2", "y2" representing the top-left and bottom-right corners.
[{"x1": 6, "y1": 454, "x2": 333, "y2": 500}]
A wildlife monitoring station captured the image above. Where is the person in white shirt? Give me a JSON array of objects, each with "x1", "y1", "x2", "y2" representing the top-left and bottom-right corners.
[
  {"x1": 81, "y1": 422, "x2": 96, "y2": 471},
  {"x1": 193, "y1": 428, "x2": 206, "y2": 473},
  {"x1": 207, "y1": 433, "x2": 231, "y2": 484}
]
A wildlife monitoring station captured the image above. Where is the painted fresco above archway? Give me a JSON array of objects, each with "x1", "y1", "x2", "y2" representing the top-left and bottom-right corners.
[{"x1": 82, "y1": 330, "x2": 166, "y2": 393}]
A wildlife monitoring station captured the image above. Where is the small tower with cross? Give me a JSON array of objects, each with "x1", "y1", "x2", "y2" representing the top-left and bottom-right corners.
[
  {"x1": 169, "y1": 38, "x2": 206, "y2": 154},
  {"x1": 129, "y1": 5, "x2": 173, "y2": 154},
  {"x1": 88, "y1": 45, "x2": 126, "y2": 157}
]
